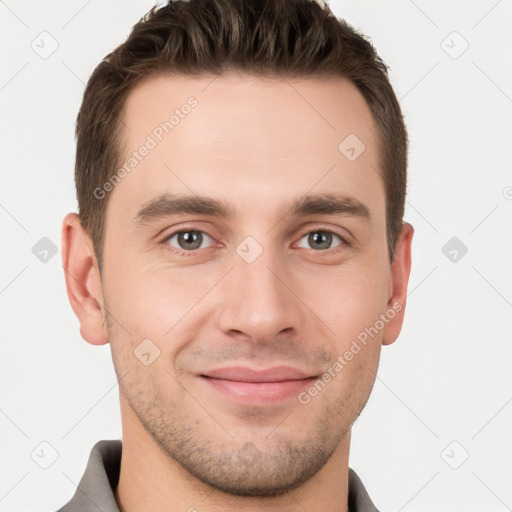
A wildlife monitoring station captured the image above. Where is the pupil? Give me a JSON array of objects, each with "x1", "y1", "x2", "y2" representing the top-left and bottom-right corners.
[
  {"x1": 180, "y1": 231, "x2": 201, "y2": 250},
  {"x1": 309, "y1": 231, "x2": 331, "y2": 250}
]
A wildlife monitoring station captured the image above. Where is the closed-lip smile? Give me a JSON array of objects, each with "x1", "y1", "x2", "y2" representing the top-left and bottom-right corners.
[{"x1": 199, "y1": 365, "x2": 318, "y2": 404}]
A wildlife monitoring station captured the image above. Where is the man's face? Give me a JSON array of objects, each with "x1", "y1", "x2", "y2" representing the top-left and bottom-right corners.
[{"x1": 98, "y1": 73, "x2": 404, "y2": 495}]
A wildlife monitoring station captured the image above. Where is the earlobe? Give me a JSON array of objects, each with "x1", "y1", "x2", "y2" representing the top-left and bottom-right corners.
[
  {"x1": 61, "y1": 213, "x2": 109, "y2": 346},
  {"x1": 382, "y1": 222, "x2": 414, "y2": 346}
]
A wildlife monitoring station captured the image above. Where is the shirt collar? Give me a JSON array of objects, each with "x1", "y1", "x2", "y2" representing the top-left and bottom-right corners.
[{"x1": 58, "y1": 439, "x2": 379, "y2": 512}]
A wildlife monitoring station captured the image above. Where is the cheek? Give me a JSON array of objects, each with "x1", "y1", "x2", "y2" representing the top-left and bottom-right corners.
[
  {"x1": 104, "y1": 255, "x2": 205, "y2": 328},
  {"x1": 104, "y1": 263, "x2": 223, "y2": 372},
  {"x1": 299, "y1": 261, "x2": 390, "y2": 343}
]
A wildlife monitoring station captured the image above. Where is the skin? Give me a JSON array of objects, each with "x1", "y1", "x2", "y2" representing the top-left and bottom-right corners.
[{"x1": 62, "y1": 72, "x2": 413, "y2": 512}]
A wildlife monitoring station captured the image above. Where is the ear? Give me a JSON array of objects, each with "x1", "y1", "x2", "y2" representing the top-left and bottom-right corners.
[
  {"x1": 382, "y1": 221, "x2": 414, "y2": 346},
  {"x1": 61, "y1": 213, "x2": 109, "y2": 345}
]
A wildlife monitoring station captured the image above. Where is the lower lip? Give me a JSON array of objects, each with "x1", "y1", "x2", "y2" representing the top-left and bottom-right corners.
[{"x1": 200, "y1": 376, "x2": 316, "y2": 404}]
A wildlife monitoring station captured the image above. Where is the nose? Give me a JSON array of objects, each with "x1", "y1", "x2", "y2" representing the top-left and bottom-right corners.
[{"x1": 215, "y1": 245, "x2": 304, "y2": 344}]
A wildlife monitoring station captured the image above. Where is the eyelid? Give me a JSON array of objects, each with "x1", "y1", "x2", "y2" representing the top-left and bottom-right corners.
[
  {"x1": 294, "y1": 224, "x2": 351, "y2": 246},
  {"x1": 161, "y1": 226, "x2": 218, "y2": 253},
  {"x1": 160, "y1": 223, "x2": 351, "y2": 259}
]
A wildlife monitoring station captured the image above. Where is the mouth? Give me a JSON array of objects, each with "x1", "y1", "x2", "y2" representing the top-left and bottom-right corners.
[{"x1": 199, "y1": 366, "x2": 318, "y2": 404}]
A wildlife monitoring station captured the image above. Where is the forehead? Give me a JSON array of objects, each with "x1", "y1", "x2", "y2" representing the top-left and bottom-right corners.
[
  {"x1": 121, "y1": 72, "x2": 378, "y2": 158},
  {"x1": 108, "y1": 72, "x2": 383, "y2": 225}
]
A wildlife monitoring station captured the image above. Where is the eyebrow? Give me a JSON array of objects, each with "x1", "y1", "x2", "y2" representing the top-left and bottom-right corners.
[{"x1": 133, "y1": 192, "x2": 371, "y2": 225}]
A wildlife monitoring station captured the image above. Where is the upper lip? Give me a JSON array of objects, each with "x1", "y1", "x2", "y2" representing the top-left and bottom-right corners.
[{"x1": 201, "y1": 366, "x2": 315, "y2": 383}]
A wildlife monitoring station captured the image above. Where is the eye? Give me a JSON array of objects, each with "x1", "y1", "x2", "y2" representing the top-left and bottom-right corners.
[
  {"x1": 164, "y1": 230, "x2": 215, "y2": 253},
  {"x1": 296, "y1": 229, "x2": 345, "y2": 251}
]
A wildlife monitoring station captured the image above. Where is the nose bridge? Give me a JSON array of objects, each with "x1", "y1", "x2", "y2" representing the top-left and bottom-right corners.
[{"x1": 216, "y1": 241, "x2": 300, "y2": 342}]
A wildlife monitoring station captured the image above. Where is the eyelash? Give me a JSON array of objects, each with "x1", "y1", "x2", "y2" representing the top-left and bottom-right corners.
[{"x1": 160, "y1": 226, "x2": 350, "y2": 258}]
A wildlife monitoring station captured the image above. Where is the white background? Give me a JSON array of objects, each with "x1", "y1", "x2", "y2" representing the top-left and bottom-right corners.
[{"x1": 1, "y1": 1, "x2": 511, "y2": 511}]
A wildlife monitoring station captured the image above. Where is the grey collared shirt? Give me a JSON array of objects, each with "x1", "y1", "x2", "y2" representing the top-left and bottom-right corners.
[{"x1": 57, "y1": 440, "x2": 379, "y2": 512}]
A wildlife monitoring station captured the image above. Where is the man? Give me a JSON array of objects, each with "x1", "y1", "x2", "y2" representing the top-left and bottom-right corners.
[{"x1": 59, "y1": 0, "x2": 413, "y2": 510}]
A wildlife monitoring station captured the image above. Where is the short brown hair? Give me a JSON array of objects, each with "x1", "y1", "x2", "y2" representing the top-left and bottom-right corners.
[{"x1": 75, "y1": 0, "x2": 407, "y2": 273}]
